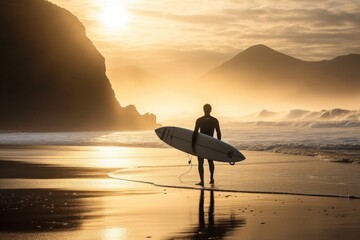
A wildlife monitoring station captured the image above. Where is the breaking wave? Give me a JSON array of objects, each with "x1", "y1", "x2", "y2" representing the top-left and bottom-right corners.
[{"x1": 241, "y1": 108, "x2": 360, "y2": 122}]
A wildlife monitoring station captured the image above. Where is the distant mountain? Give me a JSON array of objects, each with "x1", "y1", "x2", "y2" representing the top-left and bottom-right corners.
[
  {"x1": 0, "y1": 0, "x2": 158, "y2": 131},
  {"x1": 198, "y1": 44, "x2": 360, "y2": 103}
]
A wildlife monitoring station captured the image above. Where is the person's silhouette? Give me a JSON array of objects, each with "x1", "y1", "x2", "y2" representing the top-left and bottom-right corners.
[
  {"x1": 192, "y1": 104, "x2": 221, "y2": 186},
  {"x1": 197, "y1": 190, "x2": 214, "y2": 236}
]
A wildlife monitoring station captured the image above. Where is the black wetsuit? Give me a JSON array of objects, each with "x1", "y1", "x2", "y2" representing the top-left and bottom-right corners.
[
  {"x1": 194, "y1": 115, "x2": 220, "y2": 137},
  {"x1": 192, "y1": 114, "x2": 222, "y2": 155}
]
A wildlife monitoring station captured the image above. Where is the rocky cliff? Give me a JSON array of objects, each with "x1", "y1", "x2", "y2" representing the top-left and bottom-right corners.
[{"x1": 0, "y1": 0, "x2": 157, "y2": 131}]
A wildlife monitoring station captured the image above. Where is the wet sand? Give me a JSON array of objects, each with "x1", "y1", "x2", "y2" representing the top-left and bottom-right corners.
[{"x1": 0, "y1": 146, "x2": 359, "y2": 239}]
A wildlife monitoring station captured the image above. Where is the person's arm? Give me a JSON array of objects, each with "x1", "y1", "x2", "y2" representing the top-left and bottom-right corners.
[
  {"x1": 216, "y1": 120, "x2": 221, "y2": 140},
  {"x1": 192, "y1": 120, "x2": 200, "y2": 152}
]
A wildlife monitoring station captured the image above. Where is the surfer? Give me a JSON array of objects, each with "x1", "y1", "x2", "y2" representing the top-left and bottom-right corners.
[{"x1": 192, "y1": 104, "x2": 221, "y2": 186}]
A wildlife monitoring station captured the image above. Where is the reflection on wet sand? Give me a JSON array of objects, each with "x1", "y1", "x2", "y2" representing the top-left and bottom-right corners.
[{"x1": 169, "y1": 190, "x2": 246, "y2": 239}]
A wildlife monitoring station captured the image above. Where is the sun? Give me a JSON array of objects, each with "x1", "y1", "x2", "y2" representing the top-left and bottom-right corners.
[{"x1": 97, "y1": 5, "x2": 130, "y2": 32}]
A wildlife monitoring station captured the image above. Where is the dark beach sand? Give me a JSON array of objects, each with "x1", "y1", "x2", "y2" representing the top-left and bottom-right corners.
[{"x1": 0, "y1": 146, "x2": 359, "y2": 239}]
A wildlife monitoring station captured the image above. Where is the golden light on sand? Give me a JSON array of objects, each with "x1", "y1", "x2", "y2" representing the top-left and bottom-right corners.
[
  {"x1": 97, "y1": 146, "x2": 124, "y2": 168},
  {"x1": 103, "y1": 227, "x2": 128, "y2": 240},
  {"x1": 96, "y1": 2, "x2": 130, "y2": 33}
]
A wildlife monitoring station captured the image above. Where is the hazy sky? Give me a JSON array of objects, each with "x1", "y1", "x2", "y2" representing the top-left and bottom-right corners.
[
  {"x1": 50, "y1": 0, "x2": 360, "y2": 70},
  {"x1": 48, "y1": 0, "x2": 360, "y2": 118}
]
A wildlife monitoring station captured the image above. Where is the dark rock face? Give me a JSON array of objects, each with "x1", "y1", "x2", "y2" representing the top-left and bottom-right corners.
[{"x1": 0, "y1": 0, "x2": 157, "y2": 131}]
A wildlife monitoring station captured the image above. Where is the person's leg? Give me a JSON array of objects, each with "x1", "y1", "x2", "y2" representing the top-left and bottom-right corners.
[
  {"x1": 196, "y1": 157, "x2": 204, "y2": 186},
  {"x1": 198, "y1": 190, "x2": 205, "y2": 231},
  {"x1": 208, "y1": 159, "x2": 215, "y2": 184}
]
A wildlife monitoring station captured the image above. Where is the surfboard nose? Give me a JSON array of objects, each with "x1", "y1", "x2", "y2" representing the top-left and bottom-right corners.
[{"x1": 155, "y1": 127, "x2": 166, "y2": 140}]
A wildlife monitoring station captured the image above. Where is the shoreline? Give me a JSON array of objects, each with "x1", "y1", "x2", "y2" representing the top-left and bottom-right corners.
[{"x1": 107, "y1": 175, "x2": 360, "y2": 199}]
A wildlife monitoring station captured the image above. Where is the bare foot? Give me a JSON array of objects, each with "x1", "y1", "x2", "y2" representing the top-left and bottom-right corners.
[
  {"x1": 209, "y1": 179, "x2": 214, "y2": 184},
  {"x1": 195, "y1": 182, "x2": 204, "y2": 186}
]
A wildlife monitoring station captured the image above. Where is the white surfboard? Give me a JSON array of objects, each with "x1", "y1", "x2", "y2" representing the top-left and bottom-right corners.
[{"x1": 155, "y1": 126, "x2": 245, "y2": 164}]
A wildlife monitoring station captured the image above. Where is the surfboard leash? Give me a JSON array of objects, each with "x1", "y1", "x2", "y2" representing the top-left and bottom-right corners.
[{"x1": 178, "y1": 154, "x2": 193, "y2": 183}]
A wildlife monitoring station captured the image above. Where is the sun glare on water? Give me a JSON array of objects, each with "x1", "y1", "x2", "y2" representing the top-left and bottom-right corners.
[{"x1": 97, "y1": 2, "x2": 130, "y2": 33}]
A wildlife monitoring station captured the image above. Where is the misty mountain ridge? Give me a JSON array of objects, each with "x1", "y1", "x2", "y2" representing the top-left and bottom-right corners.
[
  {"x1": 217, "y1": 44, "x2": 360, "y2": 72},
  {"x1": 198, "y1": 44, "x2": 360, "y2": 108},
  {"x1": 225, "y1": 44, "x2": 303, "y2": 66}
]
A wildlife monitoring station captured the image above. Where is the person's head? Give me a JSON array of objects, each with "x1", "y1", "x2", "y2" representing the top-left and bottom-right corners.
[{"x1": 203, "y1": 104, "x2": 212, "y2": 115}]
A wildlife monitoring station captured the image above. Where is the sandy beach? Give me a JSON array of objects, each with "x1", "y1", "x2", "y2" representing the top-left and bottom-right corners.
[{"x1": 0, "y1": 146, "x2": 359, "y2": 239}]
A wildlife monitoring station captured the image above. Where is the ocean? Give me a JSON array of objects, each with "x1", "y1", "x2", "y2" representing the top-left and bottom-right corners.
[
  {"x1": 1, "y1": 120, "x2": 359, "y2": 163},
  {"x1": 0, "y1": 120, "x2": 359, "y2": 198}
]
